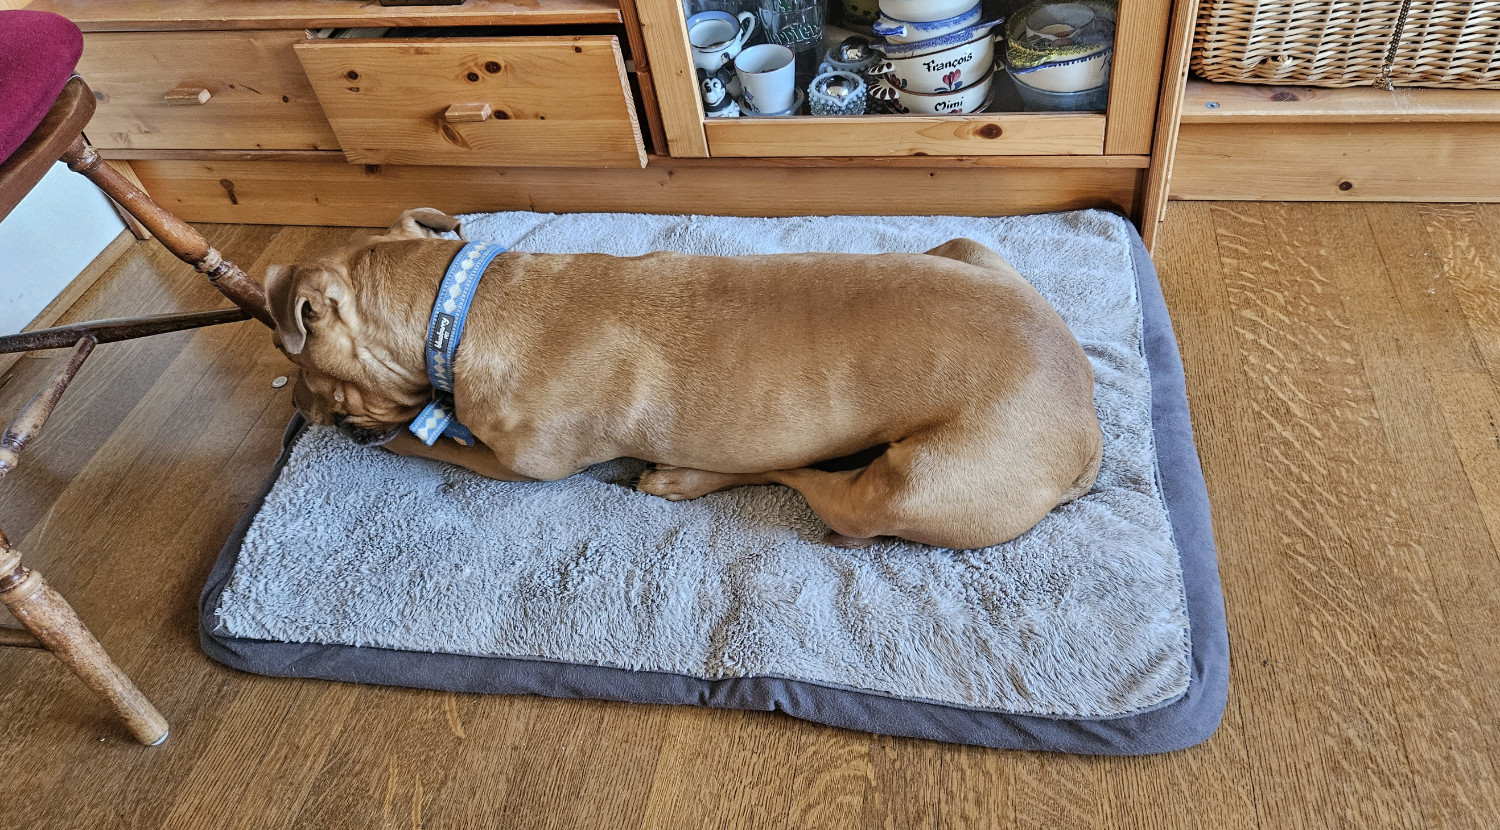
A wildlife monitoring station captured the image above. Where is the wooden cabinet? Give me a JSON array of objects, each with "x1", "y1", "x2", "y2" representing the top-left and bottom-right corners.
[
  {"x1": 27, "y1": 0, "x2": 1197, "y2": 248},
  {"x1": 43, "y1": 0, "x2": 651, "y2": 169}
]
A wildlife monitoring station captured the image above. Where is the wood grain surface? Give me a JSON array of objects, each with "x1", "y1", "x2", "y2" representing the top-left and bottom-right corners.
[
  {"x1": 1170, "y1": 122, "x2": 1500, "y2": 202},
  {"x1": 1180, "y1": 80, "x2": 1500, "y2": 123},
  {"x1": 295, "y1": 37, "x2": 647, "y2": 168},
  {"x1": 1101, "y1": 0, "x2": 1172, "y2": 156},
  {"x1": 77, "y1": 30, "x2": 342, "y2": 152},
  {"x1": 23, "y1": 0, "x2": 624, "y2": 31},
  {"x1": 702, "y1": 113, "x2": 1105, "y2": 158},
  {"x1": 2, "y1": 204, "x2": 1500, "y2": 827},
  {"x1": 126, "y1": 158, "x2": 1142, "y2": 226},
  {"x1": 631, "y1": 0, "x2": 707, "y2": 157},
  {"x1": 1137, "y1": 0, "x2": 1196, "y2": 251}
]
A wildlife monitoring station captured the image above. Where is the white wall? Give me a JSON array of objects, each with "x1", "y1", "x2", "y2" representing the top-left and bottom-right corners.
[{"x1": 0, "y1": 161, "x2": 127, "y2": 335}]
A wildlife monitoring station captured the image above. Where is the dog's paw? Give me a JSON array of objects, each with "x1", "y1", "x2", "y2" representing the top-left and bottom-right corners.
[
  {"x1": 822, "y1": 531, "x2": 880, "y2": 548},
  {"x1": 637, "y1": 466, "x2": 737, "y2": 501}
]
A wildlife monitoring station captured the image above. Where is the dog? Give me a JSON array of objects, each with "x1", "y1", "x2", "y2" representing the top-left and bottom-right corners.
[{"x1": 264, "y1": 208, "x2": 1102, "y2": 550}]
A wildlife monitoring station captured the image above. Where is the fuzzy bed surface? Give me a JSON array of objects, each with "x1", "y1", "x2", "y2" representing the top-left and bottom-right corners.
[{"x1": 202, "y1": 209, "x2": 1227, "y2": 754}]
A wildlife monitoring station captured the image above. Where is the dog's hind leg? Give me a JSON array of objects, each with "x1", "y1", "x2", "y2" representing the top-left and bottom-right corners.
[
  {"x1": 763, "y1": 428, "x2": 1078, "y2": 550},
  {"x1": 636, "y1": 463, "x2": 899, "y2": 547},
  {"x1": 635, "y1": 444, "x2": 891, "y2": 501},
  {"x1": 640, "y1": 431, "x2": 1069, "y2": 549}
]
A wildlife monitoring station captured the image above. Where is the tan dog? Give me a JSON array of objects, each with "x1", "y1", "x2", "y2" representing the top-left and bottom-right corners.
[{"x1": 265, "y1": 208, "x2": 1102, "y2": 550}]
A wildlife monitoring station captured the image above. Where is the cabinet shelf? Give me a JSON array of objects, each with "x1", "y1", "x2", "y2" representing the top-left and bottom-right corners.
[
  {"x1": 703, "y1": 112, "x2": 1106, "y2": 157},
  {"x1": 1181, "y1": 79, "x2": 1500, "y2": 124}
]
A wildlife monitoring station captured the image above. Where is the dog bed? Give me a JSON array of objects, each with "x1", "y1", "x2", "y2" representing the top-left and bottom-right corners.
[{"x1": 200, "y1": 209, "x2": 1227, "y2": 755}]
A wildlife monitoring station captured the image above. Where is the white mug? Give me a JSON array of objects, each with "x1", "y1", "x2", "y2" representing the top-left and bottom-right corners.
[
  {"x1": 688, "y1": 11, "x2": 757, "y2": 73},
  {"x1": 735, "y1": 43, "x2": 796, "y2": 114}
]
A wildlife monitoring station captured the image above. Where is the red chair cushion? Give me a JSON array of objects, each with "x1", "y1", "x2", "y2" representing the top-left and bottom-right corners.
[{"x1": 0, "y1": 10, "x2": 84, "y2": 165}]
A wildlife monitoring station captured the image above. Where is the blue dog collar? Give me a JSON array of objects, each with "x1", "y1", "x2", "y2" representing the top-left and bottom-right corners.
[{"x1": 410, "y1": 241, "x2": 507, "y2": 446}]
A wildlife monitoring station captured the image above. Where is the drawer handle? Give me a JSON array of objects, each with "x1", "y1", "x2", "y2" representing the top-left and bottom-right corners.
[
  {"x1": 164, "y1": 86, "x2": 212, "y2": 105},
  {"x1": 444, "y1": 103, "x2": 492, "y2": 123}
]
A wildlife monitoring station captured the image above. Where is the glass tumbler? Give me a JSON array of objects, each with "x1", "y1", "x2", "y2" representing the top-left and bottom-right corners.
[{"x1": 757, "y1": 0, "x2": 828, "y2": 89}]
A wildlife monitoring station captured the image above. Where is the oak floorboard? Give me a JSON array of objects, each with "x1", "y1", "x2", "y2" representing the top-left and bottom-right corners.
[
  {"x1": 786, "y1": 726, "x2": 874, "y2": 828},
  {"x1": 1124, "y1": 202, "x2": 1259, "y2": 830},
  {"x1": 1221, "y1": 202, "x2": 1430, "y2": 830},
  {"x1": 641, "y1": 708, "x2": 801, "y2": 829},
  {"x1": 3, "y1": 206, "x2": 1500, "y2": 829}
]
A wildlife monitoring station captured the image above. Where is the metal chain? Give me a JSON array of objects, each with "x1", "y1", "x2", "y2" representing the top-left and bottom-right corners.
[{"x1": 1375, "y1": 0, "x2": 1415, "y2": 90}]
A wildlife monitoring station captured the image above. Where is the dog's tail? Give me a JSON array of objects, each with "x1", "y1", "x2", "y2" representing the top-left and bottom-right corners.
[{"x1": 1059, "y1": 427, "x2": 1103, "y2": 506}]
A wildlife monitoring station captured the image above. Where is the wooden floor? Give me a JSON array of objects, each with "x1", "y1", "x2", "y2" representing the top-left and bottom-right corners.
[{"x1": 1, "y1": 203, "x2": 1498, "y2": 829}]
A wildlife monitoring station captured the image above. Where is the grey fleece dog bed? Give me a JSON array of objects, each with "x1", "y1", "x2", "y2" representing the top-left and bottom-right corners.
[{"x1": 200, "y1": 210, "x2": 1227, "y2": 755}]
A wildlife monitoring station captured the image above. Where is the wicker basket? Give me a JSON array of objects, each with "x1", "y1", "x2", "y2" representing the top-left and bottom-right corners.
[{"x1": 1192, "y1": 0, "x2": 1500, "y2": 89}]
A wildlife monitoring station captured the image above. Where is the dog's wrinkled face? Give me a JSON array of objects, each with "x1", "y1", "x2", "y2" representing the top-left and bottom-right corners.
[
  {"x1": 288, "y1": 367, "x2": 415, "y2": 445},
  {"x1": 266, "y1": 207, "x2": 464, "y2": 443}
]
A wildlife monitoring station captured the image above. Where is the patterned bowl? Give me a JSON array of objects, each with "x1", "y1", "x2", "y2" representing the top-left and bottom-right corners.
[
  {"x1": 870, "y1": 29, "x2": 995, "y2": 93},
  {"x1": 872, "y1": 19, "x2": 1002, "y2": 59},
  {"x1": 871, "y1": 1, "x2": 980, "y2": 44},
  {"x1": 1005, "y1": 45, "x2": 1112, "y2": 92},
  {"x1": 870, "y1": 67, "x2": 994, "y2": 114},
  {"x1": 877, "y1": 0, "x2": 978, "y2": 23}
]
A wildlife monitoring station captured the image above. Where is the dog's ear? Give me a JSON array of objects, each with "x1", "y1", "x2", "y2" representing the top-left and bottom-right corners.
[
  {"x1": 265, "y1": 262, "x2": 348, "y2": 355},
  {"x1": 387, "y1": 207, "x2": 464, "y2": 241}
]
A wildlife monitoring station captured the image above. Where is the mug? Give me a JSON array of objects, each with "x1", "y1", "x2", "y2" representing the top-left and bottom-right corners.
[
  {"x1": 735, "y1": 43, "x2": 796, "y2": 113},
  {"x1": 688, "y1": 10, "x2": 758, "y2": 73},
  {"x1": 683, "y1": 0, "x2": 743, "y2": 15}
]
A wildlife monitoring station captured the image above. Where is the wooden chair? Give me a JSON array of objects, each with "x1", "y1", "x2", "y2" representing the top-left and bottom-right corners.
[{"x1": 0, "y1": 10, "x2": 274, "y2": 745}]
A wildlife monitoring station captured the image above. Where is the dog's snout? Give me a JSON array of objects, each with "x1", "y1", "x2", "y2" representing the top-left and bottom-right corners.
[
  {"x1": 288, "y1": 373, "x2": 337, "y2": 427},
  {"x1": 333, "y1": 414, "x2": 402, "y2": 447}
]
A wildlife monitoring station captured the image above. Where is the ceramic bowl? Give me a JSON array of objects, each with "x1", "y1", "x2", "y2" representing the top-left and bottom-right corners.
[
  {"x1": 1023, "y1": 2, "x2": 1099, "y2": 42},
  {"x1": 870, "y1": 30, "x2": 995, "y2": 93},
  {"x1": 1005, "y1": 45, "x2": 1112, "y2": 92},
  {"x1": 872, "y1": 19, "x2": 1001, "y2": 59},
  {"x1": 871, "y1": 1, "x2": 979, "y2": 43},
  {"x1": 871, "y1": 67, "x2": 993, "y2": 114},
  {"x1": 1005, "y1": 0, "x2": 1116, "y2": 76},
  {"x1": 876, "y1": 0, "x2": 977, "y2": 24}
]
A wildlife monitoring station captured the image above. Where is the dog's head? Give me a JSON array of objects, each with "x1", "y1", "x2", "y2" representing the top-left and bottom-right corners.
[{"x1": 265, "y1": 207, "x2": 465, "y2": 445}]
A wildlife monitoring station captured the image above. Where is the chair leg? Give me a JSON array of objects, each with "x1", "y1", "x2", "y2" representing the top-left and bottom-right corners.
[
  {"x1": 57, "y1": 136, "x2": 274, "y2": 330},
  {"x1": 0, "y1": 337, "x2": 94, "y2": 476},
  {"x1": 0, "y1": 533, "x2": 168, "y2": 745},
  {"x1": 0, "y1": 309, "x2": 249, "y2": 357}
]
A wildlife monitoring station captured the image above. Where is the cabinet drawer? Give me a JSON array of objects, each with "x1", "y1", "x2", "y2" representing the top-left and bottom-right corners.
[
  {"x1": 294, "y1": 37, "x2": 647, "y2": 168},
  {"x1": 78, "y1": 30, "x2": 340, "y2": 151}
]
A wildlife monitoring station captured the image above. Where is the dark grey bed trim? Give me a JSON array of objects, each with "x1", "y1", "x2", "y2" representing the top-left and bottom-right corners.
[{"x1": 199, "y1": 220, "x2": 1229, "y2": 755}]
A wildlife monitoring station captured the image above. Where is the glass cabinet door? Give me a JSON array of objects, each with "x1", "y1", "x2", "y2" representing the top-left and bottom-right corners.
[{"x1": 635, "y1": 0, "x2": 1168, "y2": 159}]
